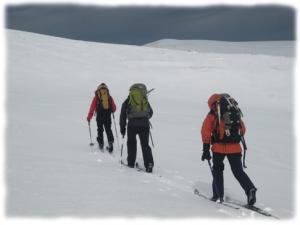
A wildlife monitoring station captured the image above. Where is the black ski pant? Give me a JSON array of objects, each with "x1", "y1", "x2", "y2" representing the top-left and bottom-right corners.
[
  {"x1": 212, "y1": 152, "x2": 256, "y2": 198},
  {"x1": 127, "y1": 126, "x2": 154, "y2": 168},
  {"x1": 96, "y1": 115, "x2": 114, "y2": 145}
]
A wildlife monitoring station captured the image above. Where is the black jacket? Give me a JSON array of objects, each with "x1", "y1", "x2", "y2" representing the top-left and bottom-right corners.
[{"x1": 119, "y1": 97, "x2": 153, "y2": 129}]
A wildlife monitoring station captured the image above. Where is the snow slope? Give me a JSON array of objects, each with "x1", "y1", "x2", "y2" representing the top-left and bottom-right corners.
[
  {"x1": 146, "y1": 39, "x2": 295, "y2": 57},
  {"x1": 5, "y1": 29, "x2": 294, "y2": 219}
]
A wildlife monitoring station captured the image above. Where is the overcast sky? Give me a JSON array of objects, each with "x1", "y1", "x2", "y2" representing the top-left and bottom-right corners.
[{"x1": 5, "y1": 4, "x2": 295, "y2": 45}]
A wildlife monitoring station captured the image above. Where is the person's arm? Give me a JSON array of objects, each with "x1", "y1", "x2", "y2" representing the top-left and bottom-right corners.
[
  {"x1": 200, "y1": 112, "x2": 215, "y2": 161},
  {"x1": 119, "y1": 98, "x2": 129, "y2": 137},
  {"x1": 201, "y1": 113, "x2": 215, "y2": 144},
  {"x1": 87, "y1": 96, "x2": 97, "y2": 122},
  {"x1": 240, "y1": 120, "x2": 246, "y2": 136}
]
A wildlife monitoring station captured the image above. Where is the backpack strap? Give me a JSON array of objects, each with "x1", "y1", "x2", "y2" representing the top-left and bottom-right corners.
[{"x1": 216, "y1": 99, "x2": 221, "y2": 126}]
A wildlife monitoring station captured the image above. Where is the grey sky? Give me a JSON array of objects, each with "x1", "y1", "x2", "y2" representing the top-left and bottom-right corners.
[{"x1": 6, "y1": 4, "x2": 295, "y2": 45}]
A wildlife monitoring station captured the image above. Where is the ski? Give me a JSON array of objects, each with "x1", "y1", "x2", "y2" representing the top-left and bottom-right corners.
[
  {"x1": 120, "y1": 160, "x2": 146, "y2": 172},
  {"x1": 96, "y1": 144, "x2": 115, "y2": 156},
  {"x1": 194, "y1": 189, "x2": 279, "y2": 218},
  {"x1": 135, "y1": 162, "x2": 162, "y2": 177},
  {"x1": 120, "y1": 160, "x2": 129, "y2": 167},
  {"x1": 135, "y1": 162, "x2": 145, "y2": 172},
  {"x1": 119, "y1": 160, "x2": 161, "y2": 178},
  {"x1": 224, "y1": 197, "x2": 279, "y2": 219},
  {"x1": 105, "y1": 146, "x2": 114, "y2": 155},
  {"x1": 98, "y1": 144, "x2": 104, "y2": 152},
  {"x1": 120, "y1": 160, "x2": 139, "y2": 170},
  {"x1": 194, "y1": 189, "x2": 240, "y2": 210}
]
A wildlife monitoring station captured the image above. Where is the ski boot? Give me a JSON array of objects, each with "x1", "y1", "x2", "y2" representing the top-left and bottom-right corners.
[
  {"x1": 106, "y1": 142, "x2": 113, "y2": 153},
  {"x1": 247, "y1": 188, "x2": 257, "y2": 206},
  {"x1": 210, "y1": 196, "x2": 224, "y2": 203},
  {"x1": 99, "y1": 143, "x2": 104, "y2": 150},
  {"x1": 146, "y1": 163, "x2": 153, "y2": 173},
  {"x1": 210, "y1": 196, "x2": 219, "y2": 202}
]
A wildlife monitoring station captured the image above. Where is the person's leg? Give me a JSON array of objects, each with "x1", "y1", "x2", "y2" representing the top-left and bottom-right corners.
[
  {"x1": 227, "y1": 153, "x2": 257, "y2": 205},
  {"x1": 212, "y1": 152, "x2": 226, "y2": 200},
  {"x1": 104, "y1": 116, "x2": 114, "y2": 143},
  {"x1": 127, "y1": 126, "x2": 137, "y2": 167},
  {"x1": 96, "y1": 117, "x2": 104, "y2": 148},
  {"x1": 138, "y1": 127, "x2": 154, "y2": 171},
  {"x1": 103, "y1": 116, "x2": 114, "y2": 151},
  {"x1": 227, "y1": 153, "x2": 256, "y2": 193}
]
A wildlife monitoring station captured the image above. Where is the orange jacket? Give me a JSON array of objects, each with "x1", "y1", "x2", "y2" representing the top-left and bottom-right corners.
[
  {"x1": 201, "y1": 93, "x2": 246, "y2": 154},
  {"x1": 201, "y1": 112, "x2": 246, "y2": 154}
]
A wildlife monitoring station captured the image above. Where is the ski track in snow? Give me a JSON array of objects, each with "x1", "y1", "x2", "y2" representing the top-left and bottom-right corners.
[{"x1": 89, "y1": 144, "x2": 277, "y2": 219}]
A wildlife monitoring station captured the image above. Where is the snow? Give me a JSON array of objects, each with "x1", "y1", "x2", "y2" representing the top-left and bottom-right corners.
[
  {"x1": 146, "y1": 39, "x2": 295, "y2": 57},
  {"x1": 5, "y1": 29, "x2": 294, "y2": 219}
]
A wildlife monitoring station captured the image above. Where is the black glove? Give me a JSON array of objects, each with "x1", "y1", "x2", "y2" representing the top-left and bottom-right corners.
[
  {"x1": 120, "y1": 127, "x2": 126, "y2": 138},
  {"x1": 201, "y1": 143, "x2": 211, "y2": 161}
]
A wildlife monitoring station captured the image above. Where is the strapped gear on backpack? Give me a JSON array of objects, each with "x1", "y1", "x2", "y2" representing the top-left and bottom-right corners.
[
  {"x1": 211, "y1": 93, "x2": 243, "y2": 143},
  {"x1": 96, "y1": 83, "x2": 111, "y2": 113},
  {"x1": 127, "y1": 83, "x2": 150, "y2": 119}
]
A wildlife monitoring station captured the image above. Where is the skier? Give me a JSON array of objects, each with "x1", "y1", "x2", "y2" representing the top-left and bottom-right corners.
[
  {"x1": 87, "y1": 83, "x2": 116, "y2": 152},
  {"x1": 201, "y1": 93, "x2": 257, "y2": 206},
  {"x1": 119, "y1": 83, "x2": 154, "y2": 172}
]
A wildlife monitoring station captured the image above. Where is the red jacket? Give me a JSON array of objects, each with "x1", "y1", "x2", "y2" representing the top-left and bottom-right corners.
[
  {"x1": 201, "y1": 94, "x2": 246, "y2": 154},
  {"x1": 87, "y1": 95, "x2": 116, "y2": 121}
]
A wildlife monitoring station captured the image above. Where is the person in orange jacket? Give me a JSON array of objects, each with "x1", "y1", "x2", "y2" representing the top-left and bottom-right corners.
[
  {"x1": 87, "y1": 83, "x2": 116, "y2": 152},
  {"x1": 201, "y1": 93, "x2": 257, "y2": 206}
]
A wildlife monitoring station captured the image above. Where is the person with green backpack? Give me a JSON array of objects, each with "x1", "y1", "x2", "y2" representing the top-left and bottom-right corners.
[{"x1": 119, "y1": 83, "x2": 154, "y2": 172}]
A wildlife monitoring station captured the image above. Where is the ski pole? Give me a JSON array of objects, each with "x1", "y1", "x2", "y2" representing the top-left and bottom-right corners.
[
  {"x1": 149, "y1": 130, "x2": 154, "y2": 148},
  {"x1": 120, "y1": 138, "x2": 124, "y2": 164},
  {"x1": 112, "y1": 113, "x2": 120, "y2": 151},
  {"x1": 207, "y1": 159, "x2": 222, "y2": 201},
  {"x1": 241, "y1": 136, "x2": 247, "y2": 168},
  {"x1": 88, "y1": 121, "x2": 94, "y2": 146}
]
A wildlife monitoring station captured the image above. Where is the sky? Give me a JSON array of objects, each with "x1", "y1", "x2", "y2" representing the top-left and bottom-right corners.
[{"x1": 5, "y1": 4, "x2": 295, "y2": 45}]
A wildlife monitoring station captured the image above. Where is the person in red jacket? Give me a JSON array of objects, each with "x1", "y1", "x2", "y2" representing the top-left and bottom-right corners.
[
  {"x1": 201, "y1": 93, "x2": 257, "y2": 206},
  {"x1": 87, "y1": 83, "x2": 116, "y2": 152}
]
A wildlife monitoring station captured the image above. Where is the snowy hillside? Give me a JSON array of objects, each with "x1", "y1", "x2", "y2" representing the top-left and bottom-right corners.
[
  {"x1": 5, "y1": 29, "x2": 294, "y2": 219},
  {"x1": 146, "y1": 39, "x2": 295, "y2": 57}
]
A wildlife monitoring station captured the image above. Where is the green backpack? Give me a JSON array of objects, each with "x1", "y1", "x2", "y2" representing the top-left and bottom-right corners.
[{"x1": 127, "y1": 83, "x2": 150, "y2": 119}]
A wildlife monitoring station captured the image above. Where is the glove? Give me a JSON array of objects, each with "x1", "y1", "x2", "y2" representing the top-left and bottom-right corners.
[
  {"x1": 120, "y1": 127, "x2": 126, "y2": 138},
  {"x1": 201, "y1": 143, "x2": 211, "y2": 161},
  {"x1": 87, "y1": 118, "x2": 90, "y2": 123}
]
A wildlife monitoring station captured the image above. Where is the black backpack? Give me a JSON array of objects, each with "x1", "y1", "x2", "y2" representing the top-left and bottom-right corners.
[{"x1": 212, "y1": 94, "x2": 243, "y2": 143}]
